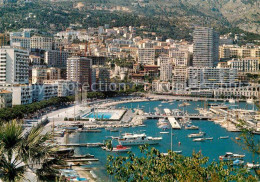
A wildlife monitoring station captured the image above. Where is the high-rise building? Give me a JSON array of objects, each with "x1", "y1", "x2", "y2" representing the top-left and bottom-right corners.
[
  {"x1": 67, "y1": 56, "x2": 92, "y2": 86},
  {"x1": 193, "y1": 27, "x2": 219, "y2": 67},
  {"x1": 0, "y1": 47, "x2": 29, "y2": 85},
  {"x1": 45, "y1": 50, "x2": 69, "y2": 67},
  {"x1": 138, "y1": 48, "x2": 155, "y2": 65}
]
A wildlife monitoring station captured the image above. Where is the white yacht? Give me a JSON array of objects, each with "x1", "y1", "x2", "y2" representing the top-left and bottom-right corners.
[
  {"x1": 188, "y1": 132, "x2": 205, "y2": 138},
  {"x1": 229, "y1": 99, "x2": 235, "y2": 104},
  {"x1": 246, "y1": 99, "x2": 254, "y2": 104},
  {"x1": 118, "y1": 133, "x2": 162, "y2": 146}
]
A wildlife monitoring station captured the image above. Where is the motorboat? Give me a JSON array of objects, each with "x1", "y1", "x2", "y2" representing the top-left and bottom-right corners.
[
  {"x1": 246, "y1": 163, "x2": 260, "y2": 169},
  {"x1": 246, "y1": 99, "x2": 254, "y2": 104},
  {"x1": 185, "y1": 125, "x2": 199, "y2": 130},
  {"x1": 219, "y1": 152, "x2": 245, "y2": 161},
  {"x1": 219, "y1": 136, "x2": 229, "y2": 139},
  {"x1": 193, "y1": 138, "x2": 205, "y2": 142},
  {"x1": 160, "y1": 132, "x2": 169, "y2": 134},
  {"x1": 229, "y1": 99, "x2": 235, "y2": 104},
  {"x1": 232, "y1": 159, "x2": 244, "y2": 166},
  {"x1": 102, "y1": 145, "x2": 131, "y2": 152},
  {"x1": 205, "y1": 137, "x2": 213, "y2": 140},
  {"x1": 188, "y1": 132, "x2": 205, "y2": 138},
  {"x1": 118, "y1": 133, "x2": 162, "y2": 146}
]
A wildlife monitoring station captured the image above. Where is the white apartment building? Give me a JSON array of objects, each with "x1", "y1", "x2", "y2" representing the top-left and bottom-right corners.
[
  {"x1": 160, "y1": 63, "x2": 172, "y2": 81},
  {"x1": 0, "y1": 47, "x2": 29, "y2": 85},
  {"x1": 157, "y1": 56, "x2": 170, "y2": 67},
  {"x1": 138, "y1": 48, "x2": 155, "y2": 65},
  {"x1": 227, "y1": 58, "x2": 259, "y2": 73},
  {"x1": 214, "y1": 85, "x2": 260, "y2": 99},
  {"x1": 219, "y1": 45, "x2": 260, "y2": 59},
  {"x1": 4, "y1": 85, "x2": 32, "y2": 105},
  {"x1": 29, "y1": 55, "x2": 41, "y2": 65},
  {"x1": 169, "y1": 48, "x2": 190, "y2": 66},
  {"x1": 0, "y1": 90, "x2": 12, "y2": 108},
  {"x1": 32, "y1": 84, "x2": 58, "y2": 102},
  {"x1": 44, "y1": 50, "x2": 69, "y2": 67},
  {"x1": 172, "y1": 66, "x2": 187, "y2": 89},
  {"x1": 188, "y1": 67, "x2": 238, "y2": 89},
  {"x1": 43, "y1": 80, "x2": 76, "y2": 97},
  {"x1": 32, "y1": 66, "x2": 47, "y2": 84},
  {"x1": 30, "y1": 35, "x2": 53, "y2": 50},
  {"x1": 10, "y1": 36, "x2": 31, "y2": 50}
]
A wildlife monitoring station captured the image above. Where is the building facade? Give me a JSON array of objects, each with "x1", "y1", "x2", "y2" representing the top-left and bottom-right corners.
[
  {"x1": 0, "y1": 47, "x2": 29, "y2": 85},
  {"x1": 67, "y1": 56, "x2": 92, "y2": 86},
  {"x1": 30, "y1": 35, "x2": 53, "y2": 50},
  {"x1": 193, "y1": 27, "x2": 219, "y2": 67},
  {"x1": 44, "y1": 50, "x2": 69, "y2": 67},
  {"x1": 138, "y1": 48, "x2": 155, "y2": 65}
]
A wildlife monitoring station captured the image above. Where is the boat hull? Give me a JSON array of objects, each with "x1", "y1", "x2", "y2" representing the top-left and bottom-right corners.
[{"x1": 119, "y1": 140, "x2": 160, "y2": 146}]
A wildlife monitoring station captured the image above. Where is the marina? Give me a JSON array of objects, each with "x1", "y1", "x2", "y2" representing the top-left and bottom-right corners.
[{"x1": 37, "y1": 97, "x2": 260, "y2": 181}]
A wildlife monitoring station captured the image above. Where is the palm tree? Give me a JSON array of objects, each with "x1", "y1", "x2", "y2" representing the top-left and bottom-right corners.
[{"x1": 0, "y1": 120, "x2": 60, "y2": 182}]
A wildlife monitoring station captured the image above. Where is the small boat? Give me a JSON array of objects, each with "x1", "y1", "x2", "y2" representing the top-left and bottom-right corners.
[
  {"x1": 232, "y1": 159, "x2": 244, "y2": 166},
  {"x1": 103, "y1": 145, "x2": 131, "y2": 152},
  {"x1": 139, "y1": 124, "x2": 146, "y2": 127},
  {"x1": 229, "y1": 99, "x2": 235, "y2": 104},
  {"x1": 193, "y1": 138, "x2": 205, "y2": 142},
  {"x1": 188, "y1": 132, "x2": 205, "y2": 138},
  {"x1": 174, "y1": 150, "x2": 182, "y2": 154},
  {"x1": 219, "y1": 136, "x2": 229, "y2": 139},
  {"x1": 160, "y1": 132, "x2": 169, "y2": 134},
  {"x1": 118, "y1": 133, "x2": 162, "y2": 146},
  {"x1": 219, "y1": 152, "x2": 245, "y2": 161},
  {"x1": 205, "y1": 137, "x2": 213, "y2": 140},
  {"x1": 246, "y1": 163, "x2": 260, "y2": 169},
  {"x1": 246, "y1": 99, "x2": 254, "y2": 104},
  {"x1": 235, "y1": 137, "x2": 241, "y2": 140},
  {"x1": 185, "y1": 125, "x2": 199, "y2": 130}
]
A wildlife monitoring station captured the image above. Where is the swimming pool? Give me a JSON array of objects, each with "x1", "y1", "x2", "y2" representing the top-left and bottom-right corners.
[{"x1": 82, "y1": 112, "x2": 113, "y2": 119}]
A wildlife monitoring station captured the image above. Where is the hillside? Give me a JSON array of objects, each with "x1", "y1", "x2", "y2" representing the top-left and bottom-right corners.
[{"x1": 0, "y1": 0, "x2": 259, "y2": 41}]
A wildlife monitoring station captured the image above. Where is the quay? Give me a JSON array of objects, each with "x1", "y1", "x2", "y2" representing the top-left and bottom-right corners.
[
  {"x1": 146, "y1": 114, "x2": 210, "y2": 120},
  {"x1": 65, "y1": 158, "x2": 99, "y2": 162},
  {"x1": 60, "y1": 143, "x2": 104, "y2": 147}
]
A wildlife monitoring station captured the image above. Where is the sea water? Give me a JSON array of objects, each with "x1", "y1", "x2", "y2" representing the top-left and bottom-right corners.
[{"x1": 69, "y1": 100, "x2": 260, "y2": 181}]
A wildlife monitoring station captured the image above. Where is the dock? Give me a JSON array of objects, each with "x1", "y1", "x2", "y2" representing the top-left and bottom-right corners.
[
  {"x1": 146, "y1": 114, "x2": 210, "y2": 120},
  {"x1": 168, "y1": 117, "x2": 181, "y2": 129},
  {"x1": 65, "y1": 158, "x2": 99, "y2": 162},
  {"x1": 60, "y1": 143, "x2": 104, "y2": 147}
]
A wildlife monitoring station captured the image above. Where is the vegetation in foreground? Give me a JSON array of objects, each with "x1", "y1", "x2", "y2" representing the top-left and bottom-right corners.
[
  {"x1": 107, "y1": 145, "x2": 257, "y2": 182},
  {"x1": 0, "y1": 120, "x2": 63, "y2": 181}
]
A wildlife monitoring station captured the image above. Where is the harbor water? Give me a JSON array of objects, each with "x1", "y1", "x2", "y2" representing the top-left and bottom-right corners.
[{"x1": 69, "y1": 100, "x2": 260, "y2": 181}]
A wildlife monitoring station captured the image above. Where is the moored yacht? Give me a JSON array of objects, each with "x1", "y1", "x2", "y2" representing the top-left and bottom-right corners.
[
  {"x1": 118, "y1": 133, "x2": 162, "y2": 146},
  {"x1": 188, "y1": 132, "x2": 205, "y2": 138},
  {"x1": 219, "y1": 152, "x2": 245, "y2": 161}
]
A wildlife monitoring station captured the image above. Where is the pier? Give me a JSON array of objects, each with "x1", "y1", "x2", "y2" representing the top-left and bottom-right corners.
[
  {"x1": 60, "y1": 143, "x2": 104, "y2": 147},
  {"x1": 146, "y1": 114, "x2": 210, "y2": 120}
]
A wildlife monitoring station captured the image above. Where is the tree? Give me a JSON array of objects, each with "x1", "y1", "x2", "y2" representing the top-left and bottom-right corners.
[
  {"x1": 0, "y1": 120, "x2": 62, "y2": 181},
  {"x1": 107, "y1": 145, "x2": 257, "y2": 182}
]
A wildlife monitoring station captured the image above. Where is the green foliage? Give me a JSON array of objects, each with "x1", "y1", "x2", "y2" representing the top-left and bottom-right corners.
[
  {"x1": 107, "y1": 145, "x2": 257, "y2": 181},
  {"x1": 0, "y1": 97, "x2": 73, "y2": 122},
  {"x1": 0, "y1": 120, "x2": 61, "y2": 181}
]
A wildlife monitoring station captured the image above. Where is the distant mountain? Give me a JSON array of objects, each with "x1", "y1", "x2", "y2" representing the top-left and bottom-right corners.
[
  {"x1": 0, "y1": 0, "x2": 259, "y2": 41},
  {"x1": 106, "y1": 0, "x2": 260, "y2": 34}
]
